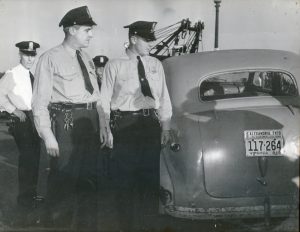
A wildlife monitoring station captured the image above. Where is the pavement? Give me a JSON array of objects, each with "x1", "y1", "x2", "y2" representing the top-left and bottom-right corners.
[{"x1": 0, "y1": 117, "x2": 298, "y2": 232}]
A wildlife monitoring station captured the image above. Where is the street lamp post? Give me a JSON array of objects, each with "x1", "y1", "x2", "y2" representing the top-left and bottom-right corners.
[{"x1": 214, "y1": 0, "x2": 221, "y2": 50}]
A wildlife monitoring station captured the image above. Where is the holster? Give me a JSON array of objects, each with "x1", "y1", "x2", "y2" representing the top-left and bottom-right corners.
[{"x1": 6, "y1": 116, "x2": 16, "y2": 135}]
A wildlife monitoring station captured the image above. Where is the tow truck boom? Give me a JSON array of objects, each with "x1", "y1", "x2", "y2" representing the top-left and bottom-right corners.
[{"x1": 150, "y1": 18, "x2": 204, "y2": 60}]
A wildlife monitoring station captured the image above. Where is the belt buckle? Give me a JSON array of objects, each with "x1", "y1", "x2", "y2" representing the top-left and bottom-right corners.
[
  {"x1": 63, "y1": 103, "x2": 73, "y2": 110},
  {"x1": 50, "y1": 103, "x2": 58, "y2": 111},
  {"x1": 142, "y1": 109, "x2": 150, "y2": 116},
  {"x1": 51, "y1": 103, "x2": 63, "y2": 111},
  {"x1": 87, "y1": 102, "x2": 93, "y2": 110}
]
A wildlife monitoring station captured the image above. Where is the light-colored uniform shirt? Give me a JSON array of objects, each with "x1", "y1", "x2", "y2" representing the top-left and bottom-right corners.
[
  {"x1": 100, "y1": 49, "x2": 172, "y2": 130},
  {"x1": 0, "y1": 64, "x2": 32, "y2": 113},
  {"x1": 32, "y1": 44, "x2": 100, "y2": 134}
]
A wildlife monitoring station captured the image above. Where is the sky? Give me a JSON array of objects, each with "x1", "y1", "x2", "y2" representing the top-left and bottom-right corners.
[{"x1": 0, "y1": 0, "x2": 299, "y2": 71}]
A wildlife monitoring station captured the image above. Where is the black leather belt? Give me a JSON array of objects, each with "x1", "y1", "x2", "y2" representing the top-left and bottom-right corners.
[
  {"x1": 50, "y1": 102, "x2": 97, "y2": 110},
  {"x1": 112, "y1": 109, "x2": 157, "y2": 117}
]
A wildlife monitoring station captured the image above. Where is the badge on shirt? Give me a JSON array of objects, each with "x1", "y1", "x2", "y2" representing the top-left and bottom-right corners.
[{"x1": 89, "y1": 60, "x2": 95, "y2": 70}]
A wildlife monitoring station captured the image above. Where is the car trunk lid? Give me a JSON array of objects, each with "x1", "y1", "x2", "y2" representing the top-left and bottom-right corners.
[{"x1": 201, "y1": 103, "x2": 299, "y2": 198}]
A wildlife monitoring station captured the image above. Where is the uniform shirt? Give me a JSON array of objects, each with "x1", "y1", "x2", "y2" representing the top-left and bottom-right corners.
[
  {"x1": 100, "y1": 49, "x2": 172, "y2": 130},
  {"x1": 0, "y1": 64, "x2": 33, "y2": 113},
  {"x1": 32, "y1": 44, "x2": 100, "y2": 133}
]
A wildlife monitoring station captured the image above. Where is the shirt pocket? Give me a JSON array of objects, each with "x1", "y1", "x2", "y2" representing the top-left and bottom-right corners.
[
  {"x1": 146, "y1": 64, "x2": 160, "y2": 82},
  {"x1": 147, "y1": 71, "x2": 160, "y2": 81},
  {"x1": 56, "y1": 69, "x2": 78, "y2": 81},
  {"x1": 119, "y1": 73, "x2": 130, "y2": 81},
  {"x1": 117, "y1": 73, "x2": 139, "y2": 95},
  {"x1": 55, "y1": 69, "x2": 82, "y2": 98},
  {"x1": 146, "y1": 70, "x2": 161, "y2": 98}
]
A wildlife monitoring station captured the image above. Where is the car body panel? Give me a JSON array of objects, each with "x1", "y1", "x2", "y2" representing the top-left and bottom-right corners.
[
  {"x1": 160, "y1": 49, "x2": 299, "y2": 219},
  {"x1": 202, "y1": 105, "x2": 299, "y2": 198}
]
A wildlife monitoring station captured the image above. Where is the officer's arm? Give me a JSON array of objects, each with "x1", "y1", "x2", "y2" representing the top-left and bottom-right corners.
[
  {"x1": 98, "y1": 61, "x2": 116, "y2": 148},
  {"x1": 0, "y1": 72, "x2": 17, "y2": 113},
  {"x1": 156, "y1": 61, "x2": 173, "y2": 146},
  {"x1": 32, "y1": 54, "x2": 59, "y2": 157}
]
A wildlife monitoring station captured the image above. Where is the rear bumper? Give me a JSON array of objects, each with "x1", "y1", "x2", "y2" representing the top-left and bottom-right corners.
[{"x1": 163, "y1": 204, "x2": 298, "y2": 220}]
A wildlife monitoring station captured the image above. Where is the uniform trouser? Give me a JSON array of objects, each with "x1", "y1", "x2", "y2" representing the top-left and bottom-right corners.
[
  {"x1": 111, "y1": 112, "x2": 161, "y2": 230},
  {"x1": 46, "y1": 107, "x2": 99, "y2": 229},
  {"x1": 11, "y1": 110, "x2": 41, "y2": 209}
]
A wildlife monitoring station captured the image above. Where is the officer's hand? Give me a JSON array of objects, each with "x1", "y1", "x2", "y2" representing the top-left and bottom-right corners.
[
  {"x1": 106, "y1": 130, "x2": 113, "y2": 149},
  {"x1": 161, "y1": 130, "x2": 172, "y2": 147},
  {"x1": 13, "y1": 109, "x2": 26, "y2": 122},
  {"x1": 100, "y1": 126, "x2": 113, "y2": 149},
  {"x1": 44, "y1": 134, "x2": 59, "y2": 157},
  {"x1": 100, "y1": 128, "x2": 108, "y2": 148}
]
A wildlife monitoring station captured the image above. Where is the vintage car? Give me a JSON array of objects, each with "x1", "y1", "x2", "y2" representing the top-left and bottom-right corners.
[{"x1": 159, "y1": 49, "x2": 299, "y2": 223}]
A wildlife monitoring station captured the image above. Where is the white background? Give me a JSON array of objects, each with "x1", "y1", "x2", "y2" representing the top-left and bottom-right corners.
[{"x1": 0, "y1": 0, "x2": 299, "y2": 71}]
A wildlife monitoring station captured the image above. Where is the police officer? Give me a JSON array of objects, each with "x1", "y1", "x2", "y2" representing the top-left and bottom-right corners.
[
  {"x1": 0, "y1": 41, "x2": 41, "y2": 222},
  {"x1": 99, "y1": 21, "x2": 172, "y2": 231},
  {"x1": 32, "y1": 6, "x2": 107, "y2": 229},
  {"x1": 93, "y1": 55, "x2": 109, "y2": 89}
]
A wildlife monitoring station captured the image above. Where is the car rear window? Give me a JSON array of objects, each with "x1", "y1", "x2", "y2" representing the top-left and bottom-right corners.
[{"x1": 200, "y1": 71, "x2": 298, "y2": 101}]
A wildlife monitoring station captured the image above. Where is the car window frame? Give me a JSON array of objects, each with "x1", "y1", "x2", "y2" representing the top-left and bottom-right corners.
[{"x1": 198, "y1": 68, "x2": 299, "y2": 102}]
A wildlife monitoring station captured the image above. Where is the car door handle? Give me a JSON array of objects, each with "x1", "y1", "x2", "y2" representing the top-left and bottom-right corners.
[{"x1": 170, "y1": 143, "x2": 181, "y2": 152}]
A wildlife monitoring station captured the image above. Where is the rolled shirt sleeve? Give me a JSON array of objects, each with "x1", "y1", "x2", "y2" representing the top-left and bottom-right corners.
[
  {"x1": 32, "y1": 53, "x2": 54, "y2": 135},
  {"x1": 98, "y1": 61, "x2": 116, "y2": 121},
  {"x1": 0, "y1": 72, "x2": 17, "y2": 113}
]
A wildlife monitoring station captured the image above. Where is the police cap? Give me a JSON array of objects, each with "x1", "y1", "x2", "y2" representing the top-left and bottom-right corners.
[
  {"x1": 93, "y1": 55, "x2": 109, "y2": 67},
  {"x1": 15, "y1": 41, "x2": 40, "y2": 56},
  {"x1": 59, "y1": 6, "x2": 97, "y2": 28},
  {"x1": 124, "y1": 21, "x2": 157, "y2": 42}
]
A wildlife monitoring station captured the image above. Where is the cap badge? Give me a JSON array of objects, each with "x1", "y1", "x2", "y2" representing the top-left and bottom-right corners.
[
  {"x1": 89, "y1": 60, "x2": 95, "y2": 70},
  {"x1": 151, "y1": 23, "x2": 156, "y2": 33},
  {"x1": 100, "y1": 57, "x2": 104, "y2": 63},
  {"x1": 29, "y1": 42, "x2": 33, "y2": 50}
]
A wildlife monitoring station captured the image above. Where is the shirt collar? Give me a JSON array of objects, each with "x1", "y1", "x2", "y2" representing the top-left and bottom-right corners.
[
  {"x1": 126, "y1": 48, "x2": 148, "y2": 61},
  {"x1": 62, "y1": 42, "x2": 77, "y2": 58},
  {"x1": 17, "y1": 64, "x2": 30, "y2": 73},
  {"x1": 126, "y1": 49, "x2": 150, "y2": 66}
]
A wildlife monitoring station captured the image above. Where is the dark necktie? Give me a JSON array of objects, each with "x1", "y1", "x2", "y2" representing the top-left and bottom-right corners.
[
  {"x1": 76, "y1": 50, "x2": 94, "y2": 94},
  {"x1": 29, "y1": 71, "x2": 34, "y2": 88},
  {"x1": 137, "y1": 56, "x2": 154, "y2": 99}
]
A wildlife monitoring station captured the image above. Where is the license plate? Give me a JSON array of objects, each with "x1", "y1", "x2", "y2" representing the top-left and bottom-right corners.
[{"x1": 244, "y1": 130, "x2": 284, "y2": 157}]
